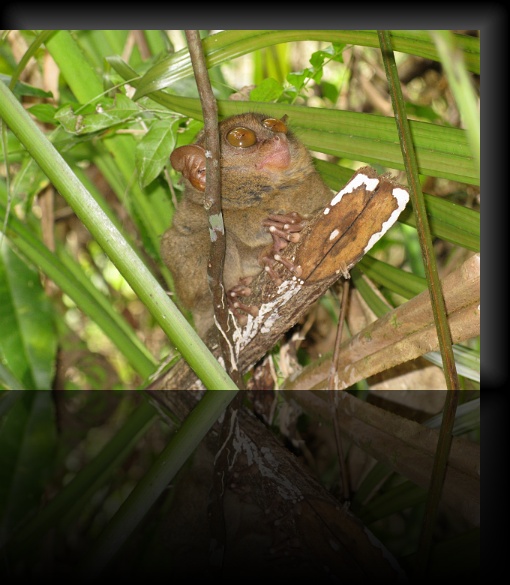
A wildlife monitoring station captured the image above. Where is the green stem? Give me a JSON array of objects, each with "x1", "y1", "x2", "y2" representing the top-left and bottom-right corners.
[{"x1": 0, "y1": 81, "x2": 237, "y2": 391}]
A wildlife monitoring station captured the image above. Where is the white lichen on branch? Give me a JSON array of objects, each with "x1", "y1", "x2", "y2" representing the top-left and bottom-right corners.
[{"x1": 233, "y1": 277, "x2": 304, "y2": 354}]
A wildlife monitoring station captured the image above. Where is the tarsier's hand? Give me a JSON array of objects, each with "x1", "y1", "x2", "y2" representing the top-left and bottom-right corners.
[
  {"x1": 261, "y1": 212, "x2": 305, "y2": 284},
  {"x1": 226, "y1": 277, "x2": 259, "y2": 326}
]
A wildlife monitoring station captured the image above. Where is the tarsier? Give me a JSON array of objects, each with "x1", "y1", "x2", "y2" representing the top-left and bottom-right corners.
[{"x1": 161, "y1": 112, "x2": 333, "y2": 337}]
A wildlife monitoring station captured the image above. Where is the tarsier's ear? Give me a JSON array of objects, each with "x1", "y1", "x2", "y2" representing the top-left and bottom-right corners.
[{"x1": 170, "y1": 144, "x2": 207, "y2": 192}]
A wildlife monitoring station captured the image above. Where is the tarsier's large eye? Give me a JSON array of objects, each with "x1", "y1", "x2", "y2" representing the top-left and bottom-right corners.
[
  {"x1": 262, "y1": 118, "x2": 288, "y2": 134},
  {"x1": 226, "y1": 127, "x2": 257, "y2": 148}
]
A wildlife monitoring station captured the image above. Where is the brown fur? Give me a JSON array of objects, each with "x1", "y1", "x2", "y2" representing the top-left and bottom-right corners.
[{"x1": 161, "y1": 112, "x2": 332, "y2": 336}]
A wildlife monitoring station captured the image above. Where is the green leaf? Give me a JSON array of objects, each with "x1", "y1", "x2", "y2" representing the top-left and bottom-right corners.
[
  {"x1": 0, "y1": 241, "x2": 57, "y2": 390},
  {"x1": 113, "y1": 92, "x2": 140, "y2": 118},
  {"x1": 0, "y1": 391, "x2": 57, "y2": 545},
  {"x1": 286, "y1": 70, "x2": 308, "y2": 93},
  {"x1": 132, "y1": 30, "x2": 479, "y2": 100},
  {"x1": 136, "y1": 119, "x2": 177, "y2": 188},
  {"x1": 330, "y1": 41, "x2": 347, "y2": 60},
  {"x1": 249, "y1": 78, "x2": 284, "y2": 102},
  {"x1": 26, "y1": 103, "x2": 58, "y2": 124},
  {"x1": 321, "y1": 81, "x2": 340, "y2": 104},
  {"x1": 54, "y1": 94, "x2": 139, "y2": 136},
  {"x1": 0, "y1": 73, "x2": 53, "y2": 99},
  {"x1": 309, "y1": 47, "x2": 343, "y2": 83},
  {"x1": 129, "y1": 94, "x2": 478, "y2": 186}
]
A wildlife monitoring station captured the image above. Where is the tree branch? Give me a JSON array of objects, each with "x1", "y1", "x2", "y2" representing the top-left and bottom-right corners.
[
  {"x1": 152, "y1": 177, "x2": 479, "y2": 390},
  {"x1": 184, "y1": 30, "x2": 243, "y2": 388}
]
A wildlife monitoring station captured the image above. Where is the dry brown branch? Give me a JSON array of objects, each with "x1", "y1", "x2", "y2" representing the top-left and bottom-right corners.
[{"x1": 284, "y1": 253, "x2": 479, "y2": 390}]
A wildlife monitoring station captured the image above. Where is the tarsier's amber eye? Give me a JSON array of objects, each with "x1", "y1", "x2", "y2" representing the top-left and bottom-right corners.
[
  {"x1": 226, "y1": 127, "x2": 257, "y2": 148},
  {"x1": 262, "y1": 118, "x2": 288, "y2": 134}
]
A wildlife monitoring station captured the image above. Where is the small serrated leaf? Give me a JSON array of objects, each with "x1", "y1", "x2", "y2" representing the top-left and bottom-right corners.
[
  {"x1": 54, "y1": 95, "x2": 139, "y2": 135},
  {"x1": 136, "y1": 119, "x2": 177, "y2": 188},
  {"x1": 286, "y1": 70, "x2": 308, "y2": 93}
]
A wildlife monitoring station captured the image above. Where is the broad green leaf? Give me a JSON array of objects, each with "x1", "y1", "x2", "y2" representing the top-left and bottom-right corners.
[
  {"x1": 308, "y1": 45, "x2": 344, "y2": 84},
  {"x1": 286, "y1": 70, "x2": 308, "y2": 93},
  {"x1": 0, "y1": 391, "x2": 57, "y2": 544},
  {"x1": 321, "y1": 81, "x2": 340, "y2": 104},
  {"x1": 0, "y1": 241, "x2": 57, "y2": 390},
  {"x1": 136, "y1": 119, "x2": 177, "y2": 188},
  {"x1": 0, "y1": 184, "x2": 157, "y2": 380},
  {"x1": 147, "y1": 95, "x2": 478, "y2": 185}
]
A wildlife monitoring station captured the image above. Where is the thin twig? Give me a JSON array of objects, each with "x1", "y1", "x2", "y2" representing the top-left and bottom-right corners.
[
  {"x1": 184, "y1": 30, "x2": 243, "y2": 389},
  {"x1": 328, "y1": 280, "x2": 350, "y2": 390}
]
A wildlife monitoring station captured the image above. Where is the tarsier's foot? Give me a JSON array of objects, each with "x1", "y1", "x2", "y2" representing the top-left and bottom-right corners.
[
  {"x1": 261, "y1": 212, "x2": 305, "y2": 284},
  {"x1": 227, "y1": 277, "x2": 259, "y2": 325}
]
